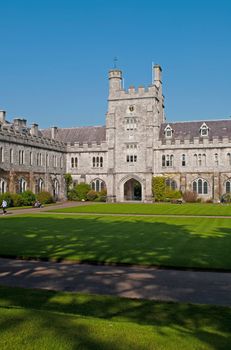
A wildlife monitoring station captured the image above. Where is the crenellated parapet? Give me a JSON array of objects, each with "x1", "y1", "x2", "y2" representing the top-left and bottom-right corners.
[
  {"x1": 66, "y1": 141, "x2": 107, "y2": 152},
  {"x1": 108, "y1": 64, "x2": 163, "y2": 102},
  {"x1": 159, "y1": 135, "x2": 231, "y2": 149}
]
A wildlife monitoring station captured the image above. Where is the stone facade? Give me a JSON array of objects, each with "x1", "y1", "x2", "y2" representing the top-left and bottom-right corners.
[
  {"x1": 1, "y1": 65, "x2": 231, "y2": 202},
  {"x1": 0, "y1": 112, "x2": 66, "y2": 200}
]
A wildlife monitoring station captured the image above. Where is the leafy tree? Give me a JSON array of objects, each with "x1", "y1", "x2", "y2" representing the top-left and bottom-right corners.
[
  {"x1": 68, "y1": 183, "x2": 91, "y2": 201},
  {"x1": 152, "y1": 176, "x2": 166, "y2": 201},
  {"x1": 64, "y1": 173, "x2": 73, "y2": 195},
  {"x1": 152, "y1": 177, "x2": 182, "y2": 202}
]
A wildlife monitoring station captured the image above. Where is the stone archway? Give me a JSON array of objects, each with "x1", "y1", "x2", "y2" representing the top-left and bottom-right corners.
[{"x1": 124, "y1": 178, "x2": 142, "y2": 201}]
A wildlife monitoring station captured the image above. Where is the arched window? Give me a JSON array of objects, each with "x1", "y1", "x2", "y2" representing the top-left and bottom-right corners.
[
  {"x1": 96, "y1": 179, "x2": 100, "y2": 192},
  {"x1": 202, "y1": 154, "x2": 206, "y2": 166},
  {"x1": 162, "y1": 155, "x2": 165, "y2": 167},
  {"x1": 164, "y1": 124, "x2": 173, "y2": 138},
  {"x1": 30, "y1": 152, "x2": 33, "y2": 166},
  {"x1": 227, "y1": 153, "x2": 231, "y2": 166},
  {"x1": 214, "y1": 153, "x2": 218, "y2": 166},
  {"x1": 10, "y1": 149, "x2": 13, "y2": 164},
  {"x1": 100, "y1": 157, "x2": 103, "y2": 168},
  {"x1": 91, "y1": 179, "x2": 106, "y2": 192},
  {"x1": 0, "y1": 147, "x2": 4, "y2": 163},
  {"x1": 225, "y1": 180, "x2": 231, "y2": 193},
  {"x1": 200, "y1": 123, "x2": 209, "y2": 137},
  {"x1": 182, "y1": 154, "x2": 186, "y2": 167},
  {"x1": 194, "y1": 154, "x2": 198, "y2": 166},
  {"x1": 19, "y1": 178, "x2": 27, "y2": 193},
  {"x1": 0, "y1": 178, "x2": 6, "y2": 194},
  {"x1": 46, "y1": 153, "x2": 49, "y2": 167},
  {"x1": 92, "y1": 157, "x2": 96, "y2": 168},
  {"x1": 198, "y1": 154, "x2": 202, "y2": 166},
  {"x1": 192, "y1": 178, "x2": 208, "y2": 195}
]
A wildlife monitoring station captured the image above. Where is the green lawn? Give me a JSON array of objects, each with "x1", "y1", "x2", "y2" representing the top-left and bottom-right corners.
[
  {"x1": 0, "y1": 285, "x2": 230, "y2": 350},
  {"x1": 49, "y1": 202, "x2": 231, "y2": 216},
  {"x1": 0, "y1": 214, "x2": 231, "y2": 269}
]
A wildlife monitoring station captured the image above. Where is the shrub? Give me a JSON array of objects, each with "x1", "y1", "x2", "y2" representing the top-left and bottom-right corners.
[
  {"x1": 0, "y1": 192, "x2": 13, "y2": 207},
  {"x1": 165, "y1": 187, "x2": 182, "y2": 200},
  {"x1": 11, "y1": 193, "x2": 23, "y2": 207},
  {"x1": 87, "y1": 190, "x2": 98, "y2": 201},
  {"x1": 75, "y1": 183, "x2": 91, "y2": 201},
  {"x1": 98, "y1": 189, "x2": 107, "y2": 202},
  {"x1": 152, "y1": 177, "x2": 166, "y2": 202},
  {"x1": 183, "y1": 191, "x2": 198, "y2": 203},
  {"x1": 221, "y1": 193, "x2": 231, "y2": 203},
  {"x1": 68, "y1": 187, "x2": 79, "y2": 201},
  {"x1": 21, "y1": 190, "x2": 36, "y2": 206},
  {"x1": 37, "y1": 191, "x2": 54, "y2": 204}
]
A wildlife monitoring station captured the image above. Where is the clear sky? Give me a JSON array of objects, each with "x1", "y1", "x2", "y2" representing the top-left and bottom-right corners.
[{"x1": 1, "y1": 0, "x2": 231, "y2": 128}]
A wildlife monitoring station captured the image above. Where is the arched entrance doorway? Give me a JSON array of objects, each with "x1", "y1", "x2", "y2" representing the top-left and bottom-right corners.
[{"x1": 124, "y1": 178, "x2": 142, "y2": 201}]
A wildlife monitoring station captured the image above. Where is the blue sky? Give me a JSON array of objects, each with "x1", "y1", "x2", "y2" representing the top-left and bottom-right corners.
[{"x1": 1, "y1": 0, "x2": 231, "y2": 128}]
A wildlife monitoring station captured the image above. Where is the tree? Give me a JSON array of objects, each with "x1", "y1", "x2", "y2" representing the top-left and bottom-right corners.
[
  {"x1": 64, "y1": 173, "x2": 73, "y2": 196},
  {"x1": 152, "y1": 176, "x2": 166, "y2": 202}
]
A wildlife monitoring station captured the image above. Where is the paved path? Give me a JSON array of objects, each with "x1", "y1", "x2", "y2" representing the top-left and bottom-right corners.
[
  {"x1": 1, "y1": 201, "x2": 91, "y2": 216},
  {"x1": 0, "y1": 258, "x2": 231, "y2": 306}
]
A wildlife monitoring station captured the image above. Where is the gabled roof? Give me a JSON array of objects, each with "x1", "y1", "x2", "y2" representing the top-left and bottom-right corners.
[
  {"x1": 41, "y1": 126, "x2": 106, "y2": 144},
  {"x1": 160, "y1": 119, "x2": 231, "y2": 140}
]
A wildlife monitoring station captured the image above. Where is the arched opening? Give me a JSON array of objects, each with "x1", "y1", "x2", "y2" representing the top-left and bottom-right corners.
[
  {"x1": 0, "y1": 178, "x2": 6, "y2": 194},
  {"x1": 19, "y1": 178, "x2": 27, "y2": 193},
  {"x1": 53, "y1": 179, "x2": 59, "y2": 200},
  {"x1": 35, "y1": 178, "x2": 44, "y2": 194},
  {"x1": 124, "y1": 178, "x2": 142, "y2": 201}
]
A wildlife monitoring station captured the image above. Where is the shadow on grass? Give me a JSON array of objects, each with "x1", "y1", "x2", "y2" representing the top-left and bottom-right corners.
[
  {"x1": 0, "y1": 286, "x2": 230, "y2": 349},
  {"x1": 0, "y1": 215, "x2": 231, "y2": 270}
]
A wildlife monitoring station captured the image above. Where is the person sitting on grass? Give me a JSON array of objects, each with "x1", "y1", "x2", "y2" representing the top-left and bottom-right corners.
[
  {"x1": 33, "y1": 200, "x2": 43, "y2": 208},
  {"x1": 1, "y1": 199, "x2": 7, "y2": 215}
]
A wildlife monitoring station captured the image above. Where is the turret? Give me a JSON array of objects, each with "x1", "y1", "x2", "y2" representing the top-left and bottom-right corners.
[
  {"x1": 108, "y1": 69, "x2": 122, "y2": 96},
  {"x1": 153, "y1": 64, "x2": 162, "y2": 93},
  {"x1": 0, "y1": 110, "x2": 6, "y2": 124}
]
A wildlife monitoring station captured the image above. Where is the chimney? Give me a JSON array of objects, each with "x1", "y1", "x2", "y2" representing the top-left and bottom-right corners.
[
  {"x1": 30, "y1": 123, "x2": 39, "y2": 137},
  {"x1": 0, "y1": 110, "x2": 6, "y2": 123},
  {"x1": 51, "y1": 126, "x2": 58, "y2": 140},
  {"x1": 13, "y1": 118, "x2": 27, "y2": 128}
]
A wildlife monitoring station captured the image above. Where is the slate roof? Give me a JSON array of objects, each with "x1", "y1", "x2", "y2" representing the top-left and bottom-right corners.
[
  {"x1": 41, "y1": 126, "x2": 106, "y2": 144},
  {"x1": 160, "y1": 120, "x2": 231, "y2": 140}
]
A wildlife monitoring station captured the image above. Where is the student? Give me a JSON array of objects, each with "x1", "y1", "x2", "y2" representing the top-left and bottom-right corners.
[{"x1": 1, "y1": 199, "x2": 7, "y2": 215}]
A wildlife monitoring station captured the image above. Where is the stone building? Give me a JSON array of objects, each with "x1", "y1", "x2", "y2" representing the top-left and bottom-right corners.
[
  {"x1": 1, "y1": 65, "x2": 231, "y2": 202},
  {"x1": 0, "y1": 111, "x2": 66, "y2": 200}
]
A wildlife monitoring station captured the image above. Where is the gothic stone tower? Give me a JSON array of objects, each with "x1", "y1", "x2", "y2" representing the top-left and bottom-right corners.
[{"x1": 106, "y1": 65, "x2": 165, "y2": 202}]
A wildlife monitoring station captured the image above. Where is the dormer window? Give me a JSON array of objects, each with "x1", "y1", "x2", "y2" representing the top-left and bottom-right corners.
[
  {"x1": 164, "y1": 124, "x2": 173, "y2": 138},
  {"x1": 200, "y1": 123, "x2": 209, "y2": 137}
]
